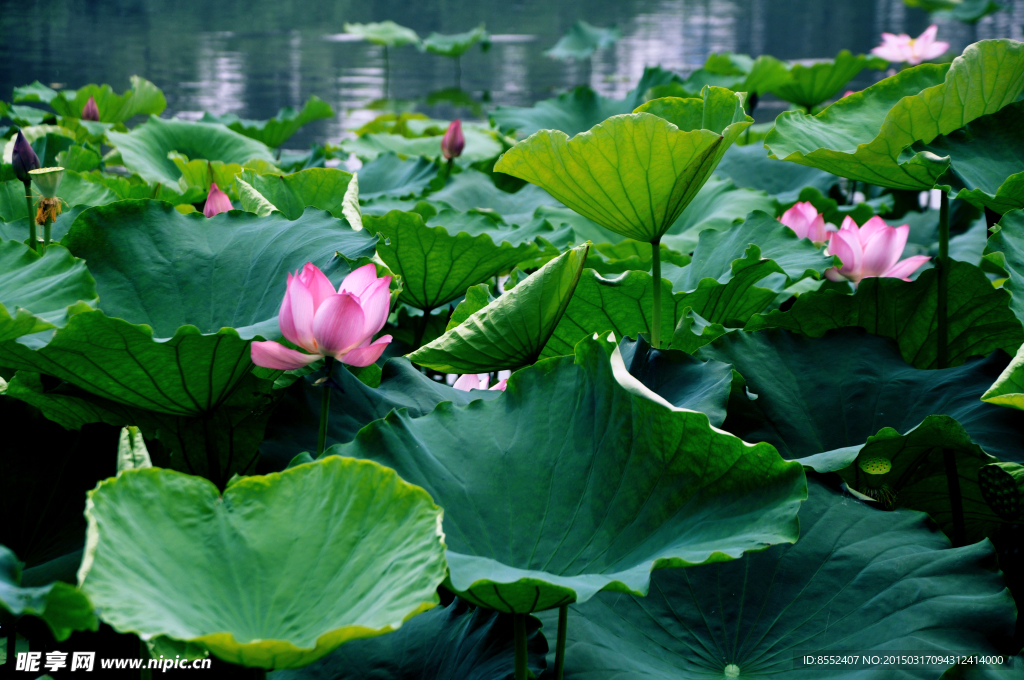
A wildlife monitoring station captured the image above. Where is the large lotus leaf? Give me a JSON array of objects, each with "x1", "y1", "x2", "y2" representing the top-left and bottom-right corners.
[
  {"x1": 106, "y1": 116, "x2": 276, "y2": 186},
  {"x1": 765, "y1": 40, "x2": 1024, "y2": 190},
  {"x1": 747, "y1": 260, "x2": 1024, "y2": 369},
  {"x1": 200, "y1": 96, "x2": 334, "y2": 148},
  {"x1": 356, "y1": 153, "x2": 436, "y2": 199},
  {"x1": 698, "y1": 328, "x2": 1024, "y2": 465},
  {"x1": 0, "y1": 240, "x2": 97, "y2": 344},
  {"x1": 236, "y1": 168, "x2": 361, "y2": 228},
  {"x1": 771, "y1": 51, "x2": 886, "y2": 110},
  {"x1": 983, "y1": 209, "x2": 1024, "y2": 325},
  {"x1": 713, "y1": 143, "x2": 839, "y2": 203},
  {"x1": 344, "y1": 21, "x2": 420, "y2": 47},
  {"x1": 494, "y1": 88, "x2": 751, "y2": 243},
  {"x1": 42, "y1": 76, "x2": 166, "y2": 123},
  {"x1": 407, "y1": 244, "x2": 588, "y2": 373},
  {"x1": 489, "y1": 67, "x2": 681, "y2": 138},
  {"x1": 0, "y1": 101, "x2": 53, "y2": 127},
  {"x1": 982, "y1": 344, "x2": 1024, "y2": 410},
  {"x1": 272, "y1": 598, "x2": 546, "y2": 680},
  {"x1": 421, "y1": 26, "x2": 489, "y2": 58},
  {"x1": 903, "y1": 0, "x2": 1004, "y2": 23},
  {"x1": 0, "y1": 545, "x2": 97, "y2": 641},
  {"x1": 658, "y1": 175, "x2": 778, "y2": 253},
  {"x1": 366, "y1": 209, "x2": 540, "y2": 311},
  {"x1": 342, "y1": 126, "x2": 504, "y2": 164},
  {"x1": 835, "y1": 415, "x2": 1010, "y2": 543},
  {"x1": 538, "y1": 477, "x2": 1016, "y2": 679},
  {"x1": 78, "y1": 457, "x2": 447, "y2": 669},
  {"x1": 327, "y1": 336, "x2": 806, "y2": 613},
  {"x1": 544, "y1": 20, "x2": 621, "y2": 61},
  {"x1": 427, "y1": 169, "x2": 561, "y2": 225}
]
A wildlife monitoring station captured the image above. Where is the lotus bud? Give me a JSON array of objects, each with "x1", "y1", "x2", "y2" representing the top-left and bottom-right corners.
[
  {"x1": 203, "y1": 183, "x2": 233, "y2": 218},
  {"x1": 11, "y1": 131, "x2": 40, "y2": 186},
  {"x1": 441, "y1": 119, "x2": 465, "y2": 160},
  {"x1": 82, "y1": 95, "x2": 100, "y2": 121}
]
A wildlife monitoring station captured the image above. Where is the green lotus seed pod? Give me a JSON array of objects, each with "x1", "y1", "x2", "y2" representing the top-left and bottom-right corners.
[
  {"x1": 978, "y1": 462, "x2": 1024, "y2": 521},
  {"x1": 858, "y1": 457, "x2": 892, "y2": 475},
  {"x1": 29, "y1": 166, "x2": 65, "y2": 198}
]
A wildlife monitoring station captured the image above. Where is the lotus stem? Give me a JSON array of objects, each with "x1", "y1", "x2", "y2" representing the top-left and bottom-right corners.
[
  {"x1": 651, "y1": 239, "x2": 662, "y2": 349},
  {"x1": 513, "y1": 613, "x2": 528, "y2": 680},
  {"x1": 24, "y1": 185, "x2": 36, "y2": 252},
  {"x1": 413, "y1": 307, "x2": 433, "y2": 349},
  {"x1": 554, "y1": 604, "x2": 568, "y2": 680},
  {"x1": 42, "y1": 214, "x2": 52, "y2": 249},
  {"x1": 442, "y1": 157, "x2": 455, "y2": 183},
  {"x1": 317, "y1": 357, "x2": 334, "y2": 457}
]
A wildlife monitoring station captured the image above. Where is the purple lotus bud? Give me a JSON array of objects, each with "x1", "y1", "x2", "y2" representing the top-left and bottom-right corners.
[
  {"x1": 82, "y1": 95, "x2": 100, "y2": 122},
  {"x1": 11, "y1": 131, "x2": 40, "y2": 185},
  {"x1": 441, "y1": 119, "x2": 465, "y2": 160}
]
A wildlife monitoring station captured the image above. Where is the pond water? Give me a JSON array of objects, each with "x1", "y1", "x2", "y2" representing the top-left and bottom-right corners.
[{"x1": 2, "y1": 0, "x2": 1022, "y2": 148}]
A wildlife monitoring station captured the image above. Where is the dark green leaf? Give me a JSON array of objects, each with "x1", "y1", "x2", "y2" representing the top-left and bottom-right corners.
[
  {"x1": 421, "y1": 26, "x2": 489, "y2": 58},
  {"x1": 201, "y1": 96, "x2": 334, "y2": 148},
  {"x1": 0, "y1": 545, "x2": 97, "y2": 641}
]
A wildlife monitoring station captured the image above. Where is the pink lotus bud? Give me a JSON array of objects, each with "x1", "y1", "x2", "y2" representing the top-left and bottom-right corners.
[
  {"x1": 203, "y1": 183, "x2": 233, "y2": 218},
  {"x1": 871, "y1": 25, "x2": 948, "y2": 66},
  {"x1": 81, "y1": 96, "x2": 100, "y2": 122},
  {"x1": 251, "y1": 263, "x2": 393, "y2": 370},
  {"x1": 779, "y1": 201, "x2": 830, "y2": 246},
  {"x1": 824, "y1": 215, "x2": 931, "y2": 286},
  {"x1": 441, "y1": 119, "x2": 465, "y2": 160}
]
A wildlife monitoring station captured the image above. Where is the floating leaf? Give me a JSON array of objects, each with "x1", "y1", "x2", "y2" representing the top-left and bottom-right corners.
[
  {"x1": 903, "y1": 0, "x2": 1005, "y2": 23},
  {"x1": 765, "y1": 40, "x2": 1024, "y2": 190},
  {"x1": 544, "y1": 21, "x2": 621, "y2": 61},
  {"x1": 42, "y1": 76, "x2": 166, "y2": 124},
  {"x1": 237, "y1": 167, "x2": 361, "y2": 228},
  {"x1": 407, "y1": 244, "x2": 588, "y2": 373},
  {"x1": 344, "y1": 21, "x2": 420, "y2": 47},
  {"x1": 356, "y1": 153, "x2": 436, "y2": 199},
  {"x1": 770, "y1": 51, "x2": 886, "y2": 110},
  {"x1": 78, "y1": 458, "x2": 447, "y2": 669},
  {"x1": 327, "y1": 336, "x2": 806, "y2": 613},
  {"x1": 421, "y1": 26, "x2": 489, "y2": 58},
  {"x1": 201, "y1": 96, "x2": 334, "y2": 148},
  {"x1": 0, "y1": 545, "x2": 97, "y2": 641}
]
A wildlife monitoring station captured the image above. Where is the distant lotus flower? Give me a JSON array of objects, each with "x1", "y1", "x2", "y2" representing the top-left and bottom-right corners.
[
  {"x1": 779, "y1": 201, "x2": 830, "y2": 245},
  {"x1": 452, "y1": 374, "x2": 508, "y2": 391},
  {"x1": 251, "y1": 263, "x2": 393, "y2": 370},
  {"x1": 441, "y1": 119, "x2": 465, "y2": 160},
  {"x1": 81, "y1": 96, "x2": 100, "y2": 121},
  {"x1": 871, "y1": 25, "x2": 949, "y2": 66},
  {"x1": 825, "y1": 215, "x2": 931, "y2": 285},
  {"x1": 11, "y1": 131, "x2": 40, "y2": 185},
  {"x1": 203, "y1": 183, "x2": 233, "y2": 218},
  {"x1": 842, "y1": 90, "x2": 856, "y2": 98}
]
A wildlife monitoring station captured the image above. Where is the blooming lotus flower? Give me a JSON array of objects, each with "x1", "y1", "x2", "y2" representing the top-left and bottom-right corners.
[
  {"x1": 251, "y1": 263, "x2": 393, "y2": 369},
  {"x1": 11, "y1": 131, "x2": 40, "y2": 185},
  {"x1": 441, "y1": 119, "x2": 465, "y2": 160},
  {"x1": 825, "y1": 215, "x2": 931, "y2": 285},
  {"x1": 452, "y1": 373, "x2": 508, "y2": 392},
  {"x1": 779, "y1": 201, "x2": 830, "y2": 245},
  {"x1": 871, "y1": 25, "x2": 949, "y2": 66},
  {"x1": 203, "y1": 183, "x2": 232, "y2": 217},
  {"x1": 81, "y1": 96, "x2": 100, "y2": 121}
]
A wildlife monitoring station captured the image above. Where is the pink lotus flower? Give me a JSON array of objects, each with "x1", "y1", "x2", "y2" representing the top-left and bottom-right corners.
[
  {"x1": 871, "y1": 25, "x2": 949, "y2": 66},
  {"x1": 780, "y1": 201, "x2": 830, "y2": 245},
  {"x1": 203, "y1": 183, "x2": 233, "y2": 217},
  {"x1": 250, "y1": 263, "x2": 393, "y2": 370},
  {"x1": 81, "y1": 96, "x2": 100, "y2": 122},
  {"x1": 441, "y1": 119, "x2": 465, "y2": 160},
  {"x1": 452, "y1": 374, "x2": 508, "y2": 392},
  {"x1": 825, "y1": 215, "x2": 931, "y2": 285}
]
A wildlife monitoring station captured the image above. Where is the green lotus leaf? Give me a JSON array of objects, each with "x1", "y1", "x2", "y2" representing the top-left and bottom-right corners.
[
  {"x1": 11, "y1": 82, "x2": 60, "y2": 104},
  {"x1": 835, "y1": 415, "x2": 1010, "y2": 542},
  {"x1": 490, "y1": 67, "x2": 680, "y2": 138},
  {"x1": 698, "y1": 328, "x2": 1024, "y2": 465},
  {"x1": 407, "y1": 244, "x2": 588, "y2": 373},
  {"x1": 366, "y1": 209, "x2": 541, "y2": 311},
  {"x1": 714, "y1": 143, "x2": 839, "y2": 203},
  {"x1": 0, "y1": 101, "x2": 53, "y2": 127},
  {"x1": 55, "y1": 144, "x2": 102, "y2": 173},
  {"x1": 327, "y1": 335, "x2": 806, "y2": 613},
  {"x1": 747, "y1": 259, "x2": 1024, "y2": 369},
  {"x1": 237, "y1": 167, "x2": 361, "y2": 228},
  {"x1": 200, "y1": 96, "x2": 334, "y2": 148},
  {"x1": 544, "y1": 20, "x2": 621, "y2": 61},
  {"x1": 765, "y1": 40, "x2": 1024, "y2": 190},
  {"x1": 539, "y1": 477, "x2": 1015, "y2": 678},
  {"x1": 670, "y1": 307, "x2": 730, "y2": 353},
  {"x1": 106, "y1": 116, "x2": 276, "y2": 187},
  {"x1": 344, "y1": 21, "x2": 420, "y2": 47},
  {"x1": 356, "y1": 153, "x2": 436, "y2": 199},
  {"x1": 272, "y1": 599, "x2": 545, "y2": 680},
  {"x1": 426, "y1": 168, "x2": 561, "y2": 225},
  {"x1": 168, "y1": 153, "x2": 245, "y2": 199},
  {"x1": 903, "y1": 0, "x2": 1005, "y2": 23},
  {"x1": 585, "y1": 241, "x2": 690, "y2": 277},
  {"x1": 0, "y1": 240, "x2": 97, "y2": 344},
  {"x1": 656, "y1": 175, "x2": 777, "y2": 252},
  {"x1": 0, "y1": 170, "x2": 122, "y2": 224},
  {"x1": 44, "y1": 76, "x2": 166, "y2": 124},
  {"x1": 78, "y1": 457, "x2": 448, "y2": 669},
  {"x1": 342, "y1": 126, "x2": 504, "y2": 164},
  {"x1": 0, "y1": 545, "x2": 97, "y2": 641},
  {"x1": 770, "y1": 51, "x2": 886, "y2": 110},
  {"x1": 926, "y1": 101, "x2": 1024, "y2": 213},
  {"x1": 421, "y1": 26, "x2": 490, "y2": 58},
  {"x1": 982, "y1": 344, "x2": 1024, "y2": 410},
  {"x1": 494, "y1": 87, "x2": 751, "y2": 243},
  {"x1": 984, "y1": 210, "x2": 1024, "y2": 323}
]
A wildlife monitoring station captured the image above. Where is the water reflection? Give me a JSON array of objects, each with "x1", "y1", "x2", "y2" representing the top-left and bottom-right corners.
[{"x1": 176, "y1": 34, "x2": 247, "y2": 120}]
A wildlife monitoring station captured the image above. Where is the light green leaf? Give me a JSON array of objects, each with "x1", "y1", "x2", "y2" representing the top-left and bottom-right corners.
[
  {"x1": 421, "y1": 26, "x2": 489, "y2": 58},
  {"x1": 12, "y1": 82, "x2": 60, "y2": 104},
  {"x1": 0, "y1": 545, "x2": 97, "y2": 642},
  {"x1": 46, "y1": 76, "x2": 166, "y2": 124},
  {"x1": 168, "y1": 152, "x2": 244, "y2": 198},
  {"x1": 237, "y1": 167, "x2": 361, "y2": 228},
  {"x1": 344, "y1": 21, "x2": 420, "y2": 47},
  {"x1": 770, "y1": 51, "x2": 886, "y2": 110},
  {"x1": 407, "y1": 244, "x2": 588, "y2": 372},
  {"x1": 328, "y1": 336, "x2": 806, "y2": 613},
  {"x1": 544, "y1": 21, "x2": 621, "y2": 61},
  {"x1": 765, "y1": 40, "x2": 1024, "y2": 190},
  {"x1": 116, "y1": 426, "x2": 152, "y2": 472},
  {"x1": 980, "y1": 210, "x2": 1024, "y2": 329},
  {"x1": 342, "y1": 125, "x2": 504, "y2": 164},
  {"x1": 78, "y1": 458, "x2": 447, "y2": 669},
  {"x1": 982, "y1": 343, "x2": 1024, "y2": 410},
  {"x1": 200, "y1": 96, "x2": 334, "y2": 148}
]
